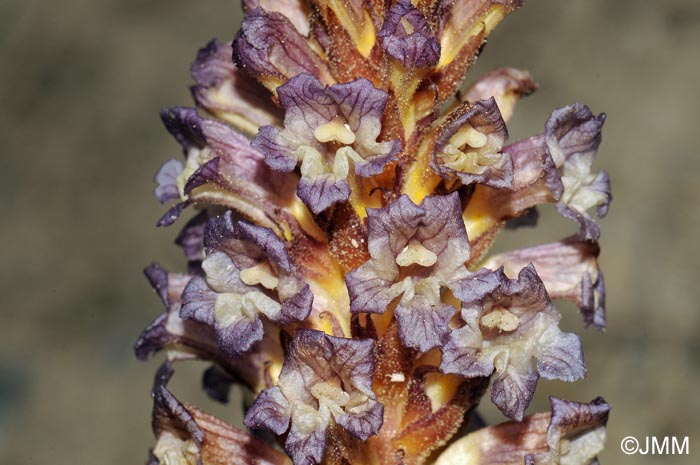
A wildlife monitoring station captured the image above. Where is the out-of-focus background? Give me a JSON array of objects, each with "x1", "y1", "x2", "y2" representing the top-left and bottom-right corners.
[{"x1": 1, "y1": 0, "x2": 698, "y2": 464}]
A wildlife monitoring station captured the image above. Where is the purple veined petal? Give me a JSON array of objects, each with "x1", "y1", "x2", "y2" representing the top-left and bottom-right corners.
[
  {"x1": 135, "y1": 265, "x2": 286, "y2": 394},
  {"x1": 237, "y1": 220, "x2": 293, "y2": 272},
  {"x1": 415, "y1": 193, "x2": 471, "y2": 281},
  {"x1": 536, "y1": 326, "x2": 586, "y2": 382},
  {"x1": 448, "y1": 267, "x2": 502, "y2": 304},
  {"x1": 490, "y1": 361, "x2": 539, "y2": 421},
  {"x1": 345, "y1": 262, "x2": 402, "y2": 314},
  {"x1": 278, "y1": 284, "x2": 313, "y2": 324},
  {"x1": 251, "y1": 73, "x2": 334, "y2": 175},
  {"x1": 324, "y1": 335, "x2": 375, "y2": 393},
  {"x1": 252, "y1": 125, "x2": 298, "y2": 172},
  {"x1": 365, "y1": 194, "x2": 425, "y2": 265},
  {"x1": 190, "y1": 39, "x2": 283, "y2": 136},
  {"x1": 395, "y1": 297, "x2": 455, "y2": 352},
  {"x1": 245, "y1": 385, "x2": 292, "y2": 435},
  {"x1": 440, "y1": 313, "x2": 493, "y2": 378},
  {"x1": 379, "y1": 0, "x2": 440, "y2": 69},
  {"x1": 327, "y1": 78, "x2": 401, "y2": 176},
  {"x1": 285, "y1": 424, "x2": 327, "y2": 465},
  {"x1": 543, "y1": 397, "x2": 611, "y2": 464},
  {"x1": 297, "y1": 175, "x2": 352, "y2": 214},
  {"x1": 214, "y1": 309, "x2": 265, "y2": 356},
  {"x1": 154, "y1": 159, "x2": 184, "y2": 204},
  {"x1": 156, "y1": 107, "x2": 300, "y2": 235},
  {"x1": 461, "y1": 134, "x2": 562, "y2": 234},
  {"x1": 243, "y1": 0, "x2": 311, "y2": 36},
  {"x1": 432, "y1": 98, "x2": 513, "y2": 189},
  {"x1": 180, "y1": 276, "x2": 217, "y2": 325},
  {"x1": 203, "y1": 211, "x2": 294, "y2": 274},
  {"x1": 482, "y1": 237, "x2": 606, "y2": 329},
  {"x1": 232, "y1": 8, "x2": 333, "y2": 92}
]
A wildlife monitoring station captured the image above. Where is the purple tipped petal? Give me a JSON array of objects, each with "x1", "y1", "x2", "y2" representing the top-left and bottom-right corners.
[
  {"x1": 233, "y1": 9, "x2": 332, "y2": 90},
  {"x1": 345, "y1": 263, "x2": 399, "y2": 314},
  {"x1": 160, "y1": 107, "x2": 207, "y2": 151},
  {"x1": 157, "y1": 201, "x2": 190, "y2": 227},
  {"x1": 286, "y1": 425, "x2": 327, "y2": 465},
  {"x1": 379, "y1": 0, "x2": 440, "y2": 68},
  {"x1": 297, "y1": 175, "x2": 351, "y2": 214},
  {"x1": 215, "y1": 313, "x2": 265, "y2": 356},
  {"x1": 335, "y1": 399, "x2": 384, "y2": 441},
  {"x1": 154, "y1": 159, "x2": 184, "y2": 204},
  {"x1": 244, "y1": 386, "x2": 292, "y2": 435},
  {"x1": 180, "y1": 276, "x2": 217, "y2": 325},
  {"x1": 278, "y1": 284, "x2": 314, "y2": 324},
  {"x1": 396, "y1": 299, "x2": 454, "y2": 352},
  {"x1": 237, "y1": 219, "x2": 292, "y2": 271},
  {"x1": 491, "y1": 363, "x2": 539, "y2": 421},
  {"x1": 243, "y1": 0, "x2": 310, "y2": 36}
]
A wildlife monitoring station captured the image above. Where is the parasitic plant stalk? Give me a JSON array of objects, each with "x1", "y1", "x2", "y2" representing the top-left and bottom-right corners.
[{"x1": 136, "y1": 1, "x2": 612, "y2": 464}]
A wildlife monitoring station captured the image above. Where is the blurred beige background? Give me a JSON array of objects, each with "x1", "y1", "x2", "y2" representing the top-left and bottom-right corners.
[{"x1": 1, "y1": 1, "x2": 698, "y2": 464}]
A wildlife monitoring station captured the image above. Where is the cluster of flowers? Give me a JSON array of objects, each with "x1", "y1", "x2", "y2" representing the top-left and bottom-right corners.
[{"x1": 137, "y1": 1, "x2": 612, "y2": 464}]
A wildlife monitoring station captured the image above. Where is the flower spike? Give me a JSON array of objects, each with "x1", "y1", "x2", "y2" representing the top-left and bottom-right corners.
[{"x1": 138, "y1": 2, "x2": 613, "y2": 464}]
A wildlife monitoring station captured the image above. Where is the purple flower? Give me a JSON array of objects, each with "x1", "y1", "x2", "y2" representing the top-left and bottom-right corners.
[
  {"x1": 440, "y1": 265, "x2": 586, "y2": 420},
  {"x1": 379, "y1": 0, "x2": 440, "y2": 69},
  {"x1": 245, "y1": 329, "x2": 383, "y2": 465},
  {"x1": 149, "y1": 362, "x2": 292, "y2": 465},
  {"x1": 483, "y1": 237, "x2": 606, "y2": 329},
  {"x1": 432, "y1": 97, "x2": 513, "y2": 189},
  {"x1": 253, "y1": 73, "x2": 401, "y2": 214},
  {"x1": 190, "y1": 39, "x2": 283, "y2": 136},
  {"x1": 180, "y1": 211, "x2": 312, "y2": 355},
  {"x1": 138, "y1": 2, "x2": 615, "y2": 464},
  {"x1": 346, "y1": 193, "x2": 495, "y2": 352}
]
